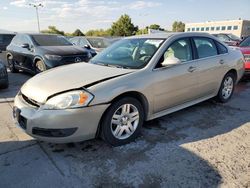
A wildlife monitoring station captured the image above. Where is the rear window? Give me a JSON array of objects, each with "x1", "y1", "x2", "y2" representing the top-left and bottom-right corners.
[
  {"x1": 31, "y1": 35, "x2": 72, "y2": 46},
  {"x1": 215, "y1": 40, "x2": 228, "y2": 54},
  {"x1": 239, "y1": 37, "x2": 250, "y2": 47},
  {"x1": 193, "y1": 37, "x2": 218, "y2": 59}
]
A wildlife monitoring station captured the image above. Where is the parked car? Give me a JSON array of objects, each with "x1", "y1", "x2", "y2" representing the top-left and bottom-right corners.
[
  {"x1": 13, "y1": 33, "x2": 245, "y2": 146},
  {"x1": 0, "y1": 60, "x2": 8, "y2": 89},
  {"x1": 70, "y1": 36, "x2": 111, "y2": 53},
  {"x1": 239, "y1": 36, "x2": 250, "y2": 74},
  {"x1": 0, "y1": 33, "x2": 15, "y2": 52},
  {"x1": 212, "y1": 33, "x2": 241, "y2": 46},
  {"x1": 6, "y1": 33, "x2": 92, "y2": 74},
  {"x1": 69, "y1": 37, "x2": 97, "y2": 57}
]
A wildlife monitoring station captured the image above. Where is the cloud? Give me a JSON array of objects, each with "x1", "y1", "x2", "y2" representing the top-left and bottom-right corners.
[
  {"x1": 10, "y1": 0, "x2": 27, "y2": 7},
  {"x1": 3, "y1": 6, "x2": 8, "y2": 10},
  {"x1": 129, "y1": 1, "x2": 161, "y2": 10}
]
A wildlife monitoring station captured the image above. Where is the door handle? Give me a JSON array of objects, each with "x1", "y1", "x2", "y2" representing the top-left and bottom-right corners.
[
  {"x1": 219, "y1": 59, "x2": 225, "y2": 64},
  {"x1": 188, "y1": 66, "x2": 196, "y2": 72}
]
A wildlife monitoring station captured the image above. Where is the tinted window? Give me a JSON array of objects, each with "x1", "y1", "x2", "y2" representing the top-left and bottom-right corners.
[
  {"x1": 216, "y1": 26, "x2": 220, "y2": 31},
  {"x1": 192, "y1": 28, "x2": 195, "y2": 31},
  {"x1": 69, "y1": 38, "x2": 79, "y2": 45},
  {"x1": 91, "y1": 39, "x2": 164, "y2": 69},
  {"x1": 206, "y1": 27, "x2": 209, "y2": 31},
  {"x1": 31, "y1": 35, "x2": 72, "y2": 46},
  {"x1": 201, "y1": 27, "x2": 205, "y2": 31},
  {"x1": 196, "y1": 28, "x2": 200, "y2": 31},
  {"x1": 163, "y1": 38, "x2": 192, "y2": 62},
  {"x1": 239, "y1": 37, "x2": 250, "y2": 47},
  {"x1": 215, "y1": 41, "x2": 228, "y2": 54},
  {"x1": 211, "y1": 27, "x2": 215, "y2": 31},
  {"x1": 11, "y1": 35, "x2": 22, "y2": 45},
  {"x1": 20, "y1": 35, "x2": 31, "y2": 45},
  {"x1": 194, "y1": 37, "x2": 218, "y2": 58},
  {"x1": 0, "y1": 34, "x2": 15, "y2": 45},
  {"x1": 221, "y1": 26, "x2": 226, "y2": 30},
  {"x1": 227, "y1": 26, "x2": 232, "y2": 30}
]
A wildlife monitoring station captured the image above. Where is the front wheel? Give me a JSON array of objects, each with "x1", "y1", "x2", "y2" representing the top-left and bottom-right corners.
[
  {"x1": 35, "y1": 60, "x2": 47, "y2": 73},
  {"x1": 101, "y1": 97, "x2": 144, "y2": 146},
  {"x1": 216, "y1": 72, "x2": 236, "y2": 103}
]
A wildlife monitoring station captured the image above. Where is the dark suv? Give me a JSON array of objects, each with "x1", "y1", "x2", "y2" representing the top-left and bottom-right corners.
[
  {"x1": 6, "y1": 34, "x2": 91, "y2": 74},
  {"x1": 0, "y1": 33, "x2": 15, "y2": 51}
]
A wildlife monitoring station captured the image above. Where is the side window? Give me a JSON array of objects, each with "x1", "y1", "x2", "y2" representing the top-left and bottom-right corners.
[
  {"x1": 193, "y1": 37, "x2": 218, "y2": 58},
  {"x1": 18, "y1": 35, "x2": 31, "y2": 46},
  {"x1": 79, "y1": 38, "x2": 89, "y2": 46},
  {"x1": 156, "y1": 38, "x2": 192, "y2": 68},
  {"x1": 12, "y1": 35, "x2": 21, "y2": 45},
  {"x1": 214, "y1": 40, "x2": 228, "y2": 54}
]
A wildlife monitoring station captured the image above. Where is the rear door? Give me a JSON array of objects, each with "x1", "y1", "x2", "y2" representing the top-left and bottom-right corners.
[{"x1": 192, "y1": 37, "x2": 227, "y2": 97}]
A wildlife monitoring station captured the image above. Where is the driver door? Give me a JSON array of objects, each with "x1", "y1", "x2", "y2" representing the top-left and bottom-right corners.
[{"x1": 153, "y1": 38, "x2": 199, "y2": 113}]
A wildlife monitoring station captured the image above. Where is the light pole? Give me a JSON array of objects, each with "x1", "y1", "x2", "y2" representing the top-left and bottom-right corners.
[{"x1": 29, "y1": 3, "x2": 43, "y2": 33}]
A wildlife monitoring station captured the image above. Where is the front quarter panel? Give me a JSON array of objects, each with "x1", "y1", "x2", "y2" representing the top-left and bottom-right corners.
[{"x1": 88, "y1": 69, "x2": 155, "y2": 119}]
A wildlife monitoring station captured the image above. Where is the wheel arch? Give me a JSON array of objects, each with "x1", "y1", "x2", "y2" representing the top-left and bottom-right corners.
[
  {"x1": 95, "y1": 91, "x2": 149, "y2": 138},
  {"x1": 226, "y1": 69, "x2": 237, "y2": 81}
]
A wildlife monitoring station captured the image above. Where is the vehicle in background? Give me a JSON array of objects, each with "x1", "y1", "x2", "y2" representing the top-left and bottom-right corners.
[
  {"x1": 69, "y1": 37, "x2": 97, "y2": 57},
  {"x1": 0, "y1": 33, "x2": 15, "y2": 52},
  {"x1": 212, "y1": 33, "x2": 242, "y2": 46},
  {"x1": 108, "y1": 37, "x2": 122, "y2": 44},
  {"x1": 70, "y1": 36, "x2": 111, "y2": 53},
  {"x1": 0, "y1": 60, "x2": 8, "y2": 89},
  {"x1": 239, "y1": 36, "x2": 250, "y2": 74},
  {"x1": 13, "y1": 33, "x2": 244, "y2": 146},
  {"x1": 6, "y1": 34, "x2": 92, "y2": 74},
  {"x1": 86, "y1": 37, "x2": 111, "y2": 52}
]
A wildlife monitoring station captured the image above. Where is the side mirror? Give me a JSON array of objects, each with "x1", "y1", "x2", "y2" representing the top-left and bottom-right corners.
[
  {"x1": 161, "y1": 57, "x2": 181, "y2": 67},
  {"x1": 21, "y1": 43, "x2": 30, "y2": 49},
  {"x1": 84, "y1": 44, "x2": 91, "y2": 49}
]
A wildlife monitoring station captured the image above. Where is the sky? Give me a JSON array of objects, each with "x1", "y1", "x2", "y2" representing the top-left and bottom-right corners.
[{"x1": 0, "y1": 0, "x2": 250, "y2": 33}]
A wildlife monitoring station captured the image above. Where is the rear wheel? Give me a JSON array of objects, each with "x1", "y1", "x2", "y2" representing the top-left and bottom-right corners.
[
  {"x1": 35, "y1": 60, "x2": 46, "y2": 73},
  {"x1": 101, "y1": 97, "x2": 144, "y2": 146},
  {"x1": 216, "y1": 72, "x2": 236, "y2": 103},
  {"x1": 7, "y1": 55, "x2": 18, "y2": 73}
]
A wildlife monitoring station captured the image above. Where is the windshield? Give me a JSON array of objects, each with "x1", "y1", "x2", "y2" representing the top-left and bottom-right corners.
[
  {"x1": 87, "y1": 38, "x2": 110, "y2": 48},
  {"x1": 228, "y1": 34, "x2": 240, "y2": 41},
  {"x1": 90, "y1": 38, "x2": 165, "y2": 69},
  {"x1": 239, "y1": 37, "x2": 250, "y2": 47},
  {"x1": 31, "y1": 35, "x2": 72, "y2": 46}
]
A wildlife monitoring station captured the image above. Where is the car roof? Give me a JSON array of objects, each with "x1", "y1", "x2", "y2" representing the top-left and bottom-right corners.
[{"x1": 127, "y1": 32, "x2": 215, "y2": 39}]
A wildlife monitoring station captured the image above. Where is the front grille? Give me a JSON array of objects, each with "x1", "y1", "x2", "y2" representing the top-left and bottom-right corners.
[
  {"x1": 22, "y1": 94, "x2": 40, "y2": 107},
  {"x1": 62, "y1": 55, "x2": 88, "y2": 64}
]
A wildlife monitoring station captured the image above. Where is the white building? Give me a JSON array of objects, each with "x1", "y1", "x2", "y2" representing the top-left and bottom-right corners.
[{"x1": 185, "y1": 20, "x2": 250, "y2": 38}]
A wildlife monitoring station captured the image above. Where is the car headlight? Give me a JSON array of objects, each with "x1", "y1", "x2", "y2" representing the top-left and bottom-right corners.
[
  {"x1": 45, "y1": 54, "x2": 62, "y2": 61},
  {"x1": 40, "y1": 90, "x2": 94, "y2": 110}
]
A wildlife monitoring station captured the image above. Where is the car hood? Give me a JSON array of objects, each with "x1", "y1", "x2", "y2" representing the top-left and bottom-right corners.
[
  {"x1": 39, "y1": 45, "x2": 88, "y2": 55},
  {"x1": 239, "y1": 47, "x2": 250, "y2": 54},
  {"x1": 21, "y1": 63, "x2": 134, "y2": 103}
]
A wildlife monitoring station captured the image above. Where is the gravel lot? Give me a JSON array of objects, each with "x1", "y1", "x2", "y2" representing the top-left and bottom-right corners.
[{"x1": 0, "y1": 52, "x2": 250, "y2": 188}]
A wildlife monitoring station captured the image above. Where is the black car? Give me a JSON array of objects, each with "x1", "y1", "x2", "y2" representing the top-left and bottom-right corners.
[
  {"x1": 0, "y1": 33, "x2": 15, "y2": 52},
  {"x1": 0, "y1": 60, "x2": 8, "y2": 89},
  {"x1": 6, "y1": 34, "x2": 92, "y2": 74},
  {"x1": 69, "y1": 37, "x2": 97, "y2": 57}
]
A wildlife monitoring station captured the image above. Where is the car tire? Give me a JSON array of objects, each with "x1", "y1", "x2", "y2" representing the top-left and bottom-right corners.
[
  {"x1": 7, "y1": 55, "x2": 18, "y2": 73},
  {"x1": 216, "y1": 72, "x2": 236, "y2": 103},
  {"x1": 101, "y1": 97, "x2": 144, "y2": 146},
  {"x1": 35, "y1": 60, "x2": 47, "y2": 73}
]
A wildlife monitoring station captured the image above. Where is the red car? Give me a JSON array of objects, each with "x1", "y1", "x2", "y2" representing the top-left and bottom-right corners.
[{"x1": 239, "y1": 37, "x2": 250, "y2": 74}]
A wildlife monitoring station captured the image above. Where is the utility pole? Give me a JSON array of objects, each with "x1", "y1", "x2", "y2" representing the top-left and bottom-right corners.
[{"x1": 29, "y1": 3, "x2": 43, "y2": 33}]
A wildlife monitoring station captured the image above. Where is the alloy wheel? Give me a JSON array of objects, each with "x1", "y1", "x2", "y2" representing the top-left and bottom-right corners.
[
  {"x1": 222, "y1": 76, "x2": 234, "y2": 100},
  {"x1": 110, "y1": 104, "x2": 140, "y2": 140}
]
